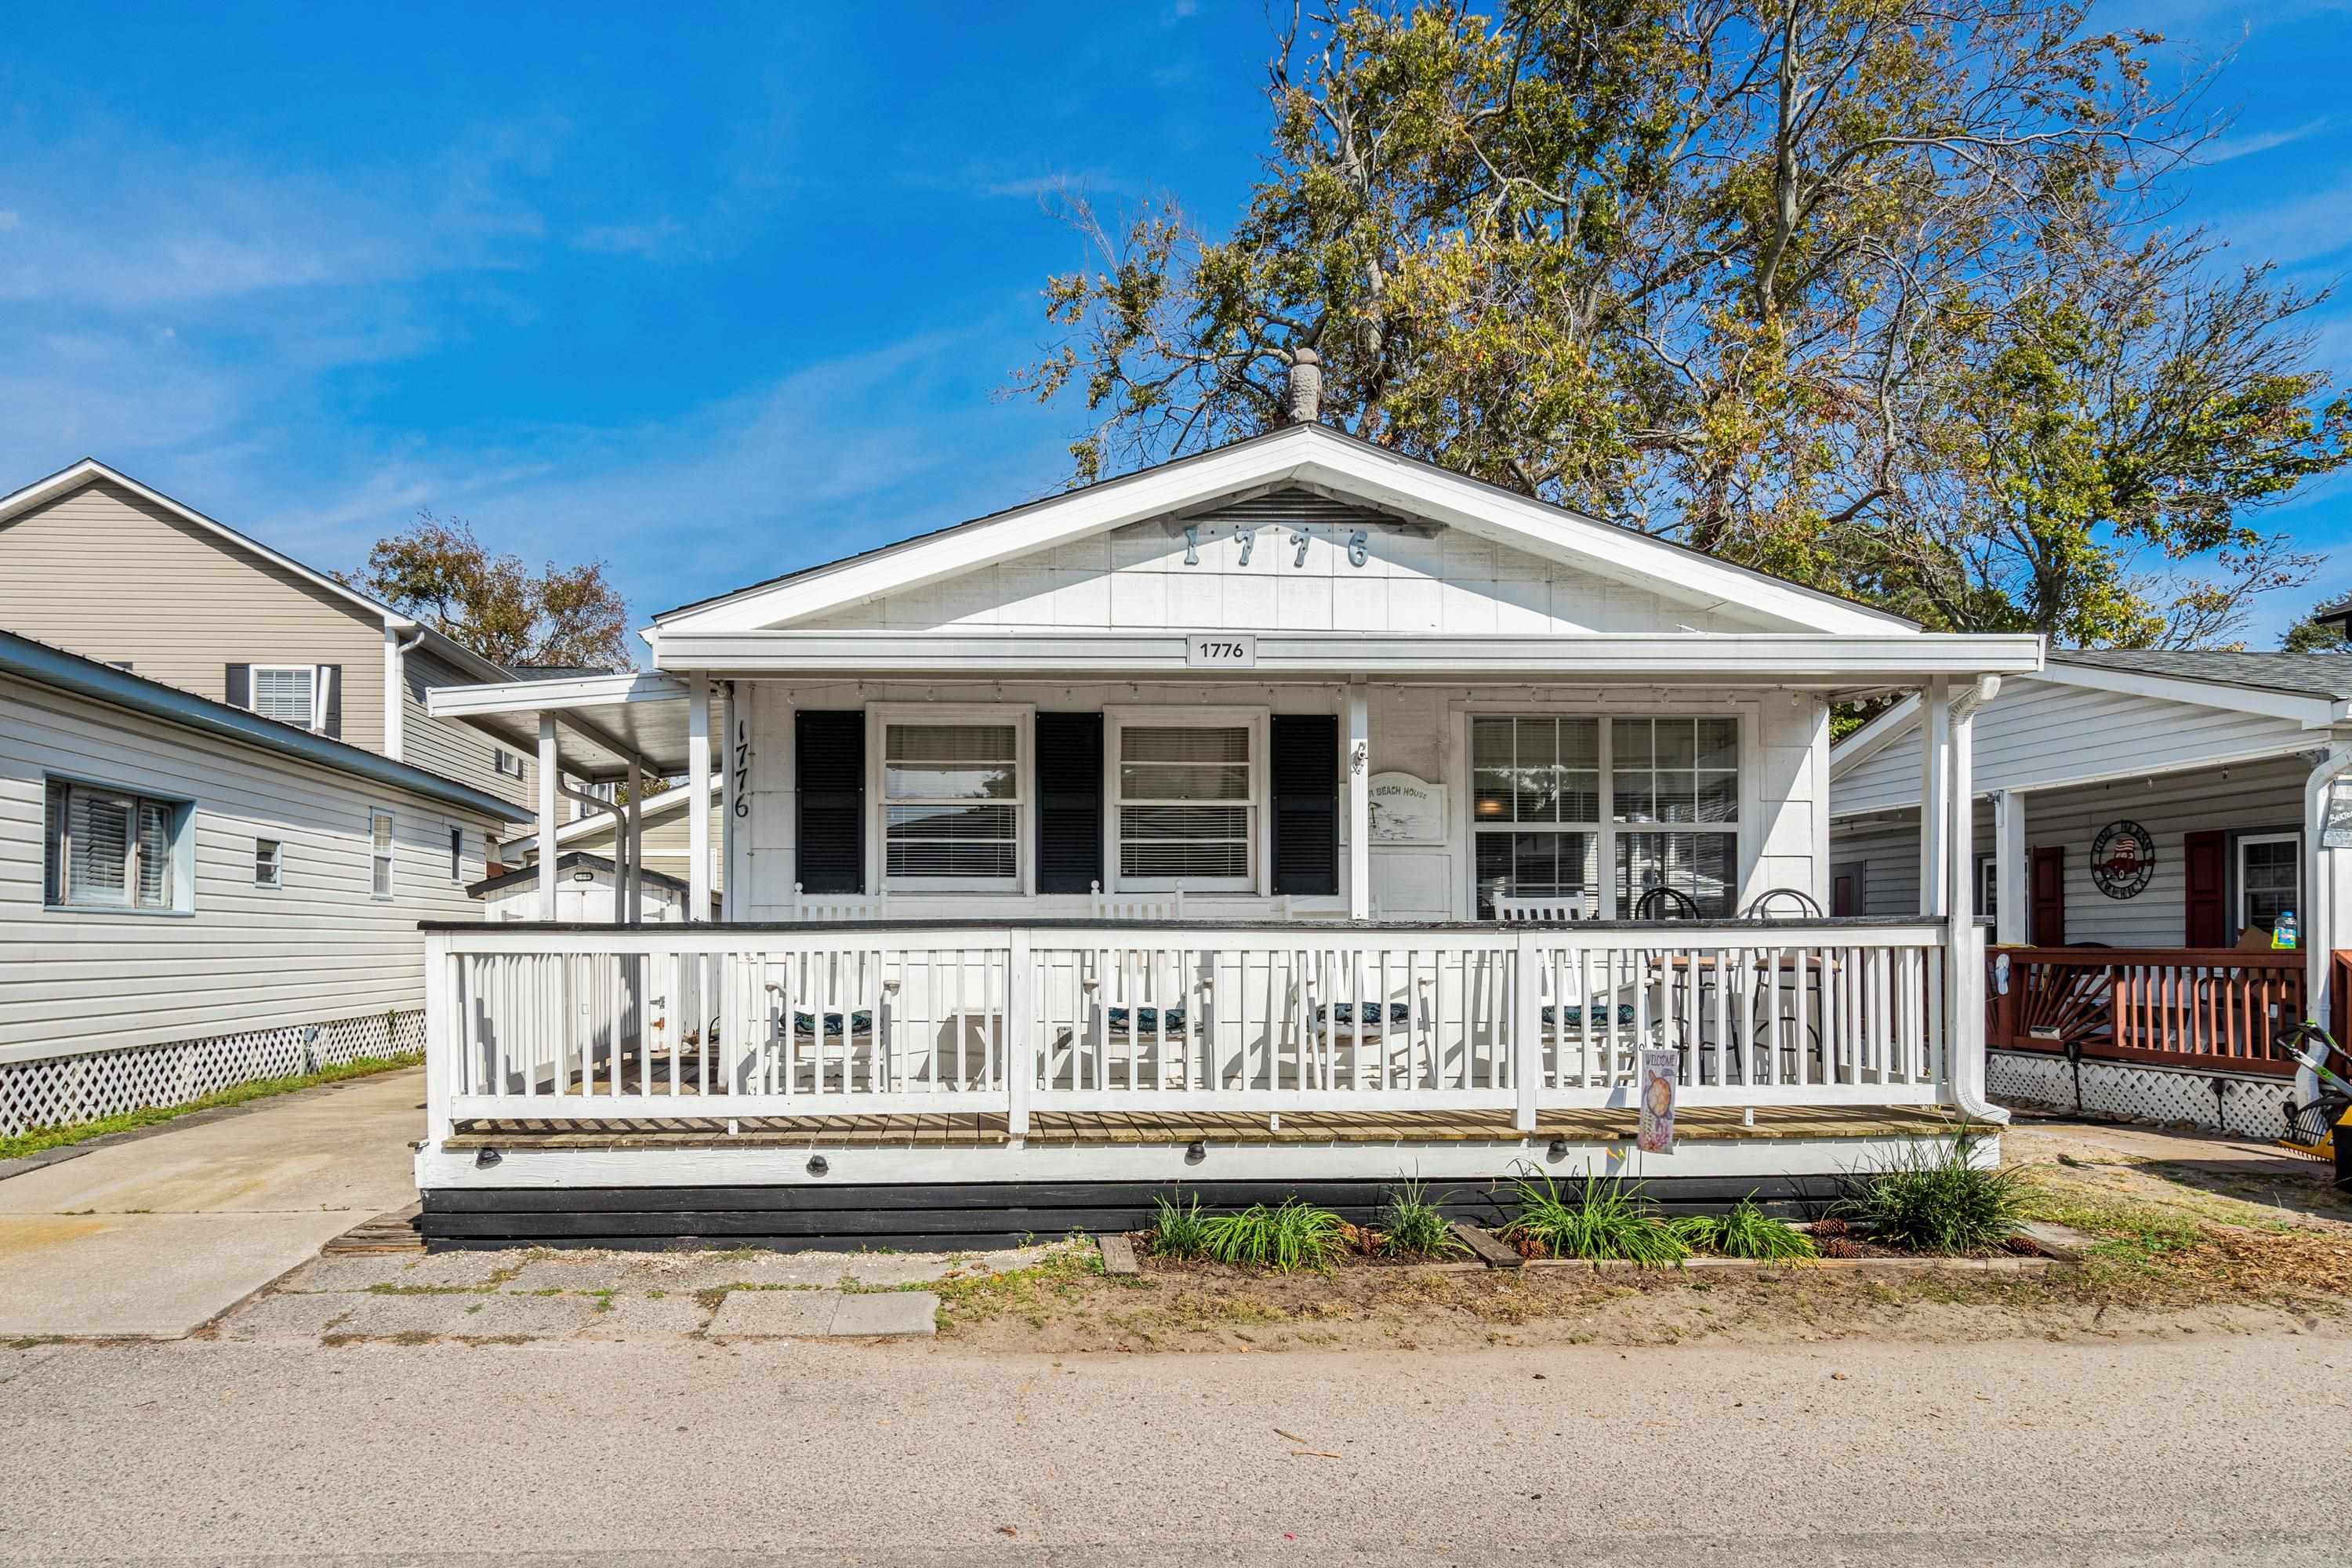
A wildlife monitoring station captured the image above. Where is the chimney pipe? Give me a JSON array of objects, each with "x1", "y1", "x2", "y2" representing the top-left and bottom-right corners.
[{"x1": 1284, "y1": 347, "x2": 1322, "y2": 424}]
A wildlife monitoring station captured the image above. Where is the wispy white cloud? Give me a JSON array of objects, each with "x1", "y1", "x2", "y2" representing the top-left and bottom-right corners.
[{"x1": 2201, "y1": 114, "x2": 2337, "y2": 165}]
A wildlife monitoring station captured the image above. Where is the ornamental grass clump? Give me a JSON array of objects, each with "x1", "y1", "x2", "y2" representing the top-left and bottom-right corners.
[
  {"x1": 1501, "y1": 1169, "x2": 1689, "y2": 1265},
  {"x1": 1200, "y1": 1198, "x2": 1348, "y2": 1271},
  {"x1": 1144, "y1": 1193, "x2": 1214, "y2": 1260},
  {"x1": 1835, "y1": 1127, "x2": 2026, "y2": 1255},
  {"x1": 1671, "y1": 1196, "x2": 1817, "y2": 1261},
  {"x1": 1376, "y1": 1179, "x2": 1467, "y2": 1260}
]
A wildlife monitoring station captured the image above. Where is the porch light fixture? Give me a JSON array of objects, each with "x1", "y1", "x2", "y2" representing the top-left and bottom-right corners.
[
  {"x1": 1546, "y1": 1139, "x2": 1568, "y2": 1162},
  {"x1": 807, "y1": 1156, "x2": 829, "y2": 1177},
  {"x1": 1185, "y1": 1141, "x2": 1207, "y2": 1164},
  {"x1": 474, "y1": 1147, "x2": 502, "y2": 1168}
]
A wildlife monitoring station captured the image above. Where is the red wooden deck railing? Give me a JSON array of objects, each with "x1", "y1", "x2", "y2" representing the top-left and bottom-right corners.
[{"x1": 1987, "y1": 946, "x2": 2306, "y2": 1076}]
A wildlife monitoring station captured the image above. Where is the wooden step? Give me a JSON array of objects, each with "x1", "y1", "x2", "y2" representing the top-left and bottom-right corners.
[{"x1": 322, "y1": 1202, "x2": 425, "y2": 1256}]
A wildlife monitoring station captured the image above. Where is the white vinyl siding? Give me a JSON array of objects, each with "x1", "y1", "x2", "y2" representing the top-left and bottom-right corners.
[{"x1": 1, "y1": 670, "x2": 503, "y2": 1065}]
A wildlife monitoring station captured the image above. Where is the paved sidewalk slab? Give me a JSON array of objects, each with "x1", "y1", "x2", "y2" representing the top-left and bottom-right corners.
[{"x1": 708, "y1": 1289, "x2": 938, "y2": 1338}]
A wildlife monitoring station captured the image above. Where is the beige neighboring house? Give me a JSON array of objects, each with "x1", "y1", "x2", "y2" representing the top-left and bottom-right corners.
[
  {"x1": 497, "y1": 776, "x2": 724, "y2": 900},
  {"x1": 0, "y1": 458, "x2": 539, "y2": 816}
]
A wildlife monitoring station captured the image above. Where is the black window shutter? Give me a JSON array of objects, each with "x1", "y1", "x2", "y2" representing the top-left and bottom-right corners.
[
  {"x1": 321, "y1": 665, "x2": 342, "y2": 738},
  {"x1": 225, "y1": 664, "x2": 250, "y2": 710},
  {"x1": 1270, "y1": 713, "x2": 1339, "y2": 897},
  {"x1": 1035, "y1": 712, "x2": 1103, "y2": 894},
  {"x1": 795, "y1": 710, "x2": 865, "y2": 895}
]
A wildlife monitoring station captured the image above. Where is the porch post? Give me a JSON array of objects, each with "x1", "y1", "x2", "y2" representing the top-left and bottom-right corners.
[
  {"x1": 1946, "y1": 677, "x2": 2006, "y2": 1123},
  {"x1": 536, "y1": 713, "x2": 559, "y2": 921},
  {"x1": 1992, "y1": 789, "x2": 2027, "y2": 947},
  {"x1": 688, "y1": 670, "x2": 713, "y2": 922},
  {"x1": 1918, "y1": 678, "x2": 1951, "y2": 917},
  {"x1": 720, "y1": 681, "x2": 739, "y2": 924},
  {"x1": 626, "y1": 755, "x2": 644, "y2": 923},
  {"x1": 1347, "y1": 677, "x2": 1370, "y2": 920}
]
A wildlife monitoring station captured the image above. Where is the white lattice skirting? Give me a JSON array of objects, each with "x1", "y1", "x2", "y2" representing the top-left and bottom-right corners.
[
  {"x1": 0, "y1": 1010, "x2": 424, "y2": 1138},
  {"x1": 1988, "y1": 1048, "x2": 2296, "y2": 1141}
]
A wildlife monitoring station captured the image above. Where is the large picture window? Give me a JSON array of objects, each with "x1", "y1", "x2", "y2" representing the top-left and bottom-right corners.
[
  {"x1": 1613, "y1": 717, "x2": 1740, "y2": 918},
  {"x1": 43, "y1": 779, "x2": 183, "y2": 912},
  {"x1": 881, "y1": 720, "x2": 1022, "y2": 888},
  {"x1": 1116, "y1": 721, "x2": 1257, "y2": 890},
  {"x1": 1472, "y1": 716, "x2": 1599, "y2": 917},
  {"x1": 1472, "y1": 713, "x2": 1742, "y2": 918}
]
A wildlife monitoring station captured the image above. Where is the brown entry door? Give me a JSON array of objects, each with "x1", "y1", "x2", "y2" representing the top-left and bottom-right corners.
[
  {"x1": 2183, "y1": 829, "x2": 2227, "y2": 947},
  {"x1": 1831, "y1": 871, "x2": 1858, "y2": 917},
  {"x1": 2030, "y1": 845, "x2": 2067, "y2": 946}
]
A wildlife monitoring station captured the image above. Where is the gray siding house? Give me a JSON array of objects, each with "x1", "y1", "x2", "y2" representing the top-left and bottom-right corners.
[{"x1": 0, "y1": 459, "x2": 538, "y2": 815}]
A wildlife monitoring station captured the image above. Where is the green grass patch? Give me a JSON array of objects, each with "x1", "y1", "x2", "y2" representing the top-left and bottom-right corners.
[
  {"x1": 0, "y1": 1051, "x2": 419, "y2": 1162},
  {"x1": 1672, "y1": 1196, "x2": 1817, "y2": 1261},
  {"x1": 1501, "y1": 1169, "x2": 1690, "y2": 1265},
  {"x1": 1376, "y1": 1179, "x2": 1467, "y2": 1260},
  {"x1": 1836, "y1": 1128, "x2": 2027, "y2": 1254},
  {"x1": 1200, "y1": 1199, "x2": 1348, "y2": 1272},
  {"x1": 1144, "y1": 1193, "x2": 1214, "y2": 1260}
]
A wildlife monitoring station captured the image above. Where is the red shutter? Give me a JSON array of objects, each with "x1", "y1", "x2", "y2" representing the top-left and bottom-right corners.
[
  {"x1": 2183, "y1": 829, "x2": 2227, "y2": 948},
  {"x1": 2030, "y1": 845, "x2": 2067, "y2": 947}
]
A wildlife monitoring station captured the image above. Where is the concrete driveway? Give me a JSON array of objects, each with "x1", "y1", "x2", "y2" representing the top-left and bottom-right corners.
[{"x1": 0, "y1": 1068, "x2": 421, "y2": 1338}]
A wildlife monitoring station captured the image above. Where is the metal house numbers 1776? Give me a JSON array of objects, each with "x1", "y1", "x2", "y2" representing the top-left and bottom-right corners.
[{"x1": 2089, "y1": 819, "x2": 2155, "y2": 900}]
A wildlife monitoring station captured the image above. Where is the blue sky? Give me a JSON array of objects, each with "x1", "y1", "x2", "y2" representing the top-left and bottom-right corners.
[{"x1": 2, "y1": 1, "x2": 2347, "y2": 651}]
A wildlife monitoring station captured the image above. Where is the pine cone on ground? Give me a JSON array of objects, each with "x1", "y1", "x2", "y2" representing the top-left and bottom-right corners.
[
  {"x1": 1811, "y1": 1216, "x2": 1849, "y2": 1239},
  {"x1": 1817, "y1": 1237, "x2": 1864, "y2": 1259}
]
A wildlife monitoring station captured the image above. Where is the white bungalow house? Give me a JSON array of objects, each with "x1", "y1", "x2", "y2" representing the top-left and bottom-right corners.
[
  {"x1": 1831, "y1": 649, "x2": 2352, "y2": 1136},
  {"x1": 416, "y1": 419, "x2": 2041, "y2": 1248}
]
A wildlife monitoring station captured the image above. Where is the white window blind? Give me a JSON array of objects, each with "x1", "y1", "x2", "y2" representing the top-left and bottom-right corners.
[
  {"x1": 1116, "y1": 724, "x2": 1253, "y2": 885},
  {"x1": 251, "y1": 666, "x2": 317, "y2": 728},
  {"x1": 882, "y1": 722, "x2": 1020, "y2": 884},
  {"x1": 45, "y1": 780, "x2": 180, "y2": 910}
]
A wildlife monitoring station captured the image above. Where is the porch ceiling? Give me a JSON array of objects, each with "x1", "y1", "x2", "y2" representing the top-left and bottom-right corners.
[{"x1": 423, "y1": 670, "x2": 718, "y2": 781}]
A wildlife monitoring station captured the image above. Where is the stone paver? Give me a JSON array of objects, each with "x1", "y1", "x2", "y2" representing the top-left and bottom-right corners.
[
  {"x1": 324, "y1": 1291, "x2": 604, "y2": 1341},
  {"x1": 706, "y1": 1289, "x2": 939, "y2": 1338},
  {"x1": 578, "y1": 1292, "x2": 719, "y2": 1338}
]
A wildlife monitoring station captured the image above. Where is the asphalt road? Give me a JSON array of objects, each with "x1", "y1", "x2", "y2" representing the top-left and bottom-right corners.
[{"x1": 2, "y1": 1331, "x2": 2343, "y2": 1564}]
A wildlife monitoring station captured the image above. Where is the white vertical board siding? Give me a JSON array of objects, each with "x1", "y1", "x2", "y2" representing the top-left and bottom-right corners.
[
  {"x1": 1831, "y1": 755, "x2": 2308, "y2": 945},
  {"x1": 0, "y1": 672, "x2": 501, "y2": 1065},
  {"x1": 733, "y1": 679, "x2": 1831, "y2": 922},
  {"x1": 1835, "y1": 676, "x2": 2318, "y2": 816},
  {"x1": 786, "y1": 497, "x2": 1786, "y2": 637},
  {"x1": 0, "y1": 479, "x2": 389, "y2": 752}
]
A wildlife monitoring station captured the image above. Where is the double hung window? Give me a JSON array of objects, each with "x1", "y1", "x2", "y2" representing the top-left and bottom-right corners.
[
  {"x1": 1115, "y1": 721, "x2": 1257, "y2": 890},
  {"x1": 880, "y1": 720, "x2": 1022, "y2": 889}
]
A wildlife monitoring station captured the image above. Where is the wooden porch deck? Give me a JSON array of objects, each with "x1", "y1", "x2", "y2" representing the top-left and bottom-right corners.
[{"x1": 444, "y1": 1103, "x2": 1968, "y2": 1151}]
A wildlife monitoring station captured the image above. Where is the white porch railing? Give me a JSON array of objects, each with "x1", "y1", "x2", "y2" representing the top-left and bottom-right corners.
[{"x1": 422, "y1": 920, "x2": 1953, "y2": 1138}]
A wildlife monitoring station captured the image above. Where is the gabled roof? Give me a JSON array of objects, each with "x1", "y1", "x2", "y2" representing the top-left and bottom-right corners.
[
  {"x1": 1831, "y1": 646, "x2": 2352, "y2": 783},
  {"x1": 0, "y1": 628, "x2": 532, "y2": 824},
  {"x1": 0, "y1": 457, "x2": 517, "y2": 686},
  {"x1": 651, "y1": 423, "x2": 1919, "y2": 639},
  {"x1": 2054, "y1": 648, "x2": 2352, "y2": 702}
]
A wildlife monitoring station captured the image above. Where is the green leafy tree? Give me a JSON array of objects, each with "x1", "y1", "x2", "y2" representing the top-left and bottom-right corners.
[
  {"x1": 2281, "y1": 594, "x2": 2352, "y2": 652},
  {"x1": 339, "y1": 511, "x2": 633, "y2": 671},
  {"x1": 1014, "y1": 0, "x2": 2350, "y2": 645}
]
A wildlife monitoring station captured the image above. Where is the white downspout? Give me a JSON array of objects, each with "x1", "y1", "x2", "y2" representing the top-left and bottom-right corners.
[
  {"x1": 1946, "y1": 675, "x2": 2008, "y2": 1127},
  {"x1": 2300, "y1": 741, "x2": 2352, "y2": 1107},
  {"x1": 558, "y1": 779, "x2": 630, "y2": 927},
  {"x1": 536, "y1": 713, "x2": 560, "y2": 920},
  {"x1": 383, "y1": 623, "x2": 425, "y2": 762}
]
